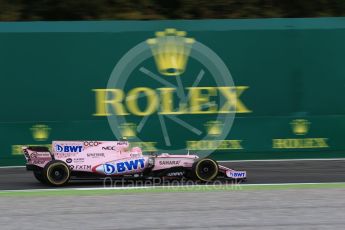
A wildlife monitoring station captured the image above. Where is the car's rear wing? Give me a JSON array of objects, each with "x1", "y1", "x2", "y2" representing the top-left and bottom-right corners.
[{"x1": 22, "y1": 146, "x2": 54, "y2": 169}]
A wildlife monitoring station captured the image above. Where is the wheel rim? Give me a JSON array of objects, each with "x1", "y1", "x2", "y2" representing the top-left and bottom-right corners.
[
  {"x1": 47, "y1": 164, "x2": 69, "y2": 185},
  {"x1": 196, "y1": 160, "x2": 218, "y2": 181}
]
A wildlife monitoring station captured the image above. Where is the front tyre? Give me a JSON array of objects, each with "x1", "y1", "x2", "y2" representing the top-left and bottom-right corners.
[
  {"x1": 43, "y1": 161, "x2": 71, "y2": 186},
  {"x1": 193, "y1": 159, "x2": 219, "y2": 181}
]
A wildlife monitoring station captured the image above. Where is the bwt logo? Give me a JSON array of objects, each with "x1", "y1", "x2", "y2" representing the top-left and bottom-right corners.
[
  {"x1": 55, "y1": 145, "x2": 83, "y2": 153},
  {"x1": 228, "y1": 171, "x2": 246, "y2": 178},
  {"x1": 103, "y1": 159, "x2": 145, "y2": 175}
]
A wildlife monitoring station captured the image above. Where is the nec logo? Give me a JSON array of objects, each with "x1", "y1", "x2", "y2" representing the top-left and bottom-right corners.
[
  {"x1": 55, "y1": 145, "x2": 83, "y2": 153},
  {"x1": 102, "y1": 146, "x2": 116, "y2": 151}
]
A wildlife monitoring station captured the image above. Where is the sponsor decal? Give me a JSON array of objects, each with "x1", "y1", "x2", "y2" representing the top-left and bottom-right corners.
[
  {"x1": 55, "y1": 152, "x2": 79, "y2": 158},
  {"x1": 272, "y1": 119, "x2": 329, "y2": 149},
  {"x1": 30, "y1": 152, "x2": 51, "y2": 159},
  {"x1": 101, "y1": 158, "x2": 145, "y2": 175},
  {"x1": 66, "y1": 158, "x2": 72, "y2": 163},
  {"x1": 116, "y1": 141, "x2": 128, "y2": 146},
  {"x1": 83, "y1": 141, "x2": 101, "y2": 147},
  {"x1": 55, "y1": 144, "x2": 83, "y2": 153},
  {"x1": 87, "y1": 153, "x2": 105, "y2": 157},
  {"x1": 28, "y1": 152, "x2": 51, "y2": 164},
  {"x1": 187, "y1": 140, "x2": 243, "y2": 150},
  {"x1": 205, "y1": 121, "x2": 223, "y2": 137},
  {"x1": 95, "y1": 28, "x2": 249, "y2": 155},
  {"x1": 102, "y1": 146, "x2": 117, "y2": 151},
  {"x1": 74, "y1": 165, "x2": 92, "y2": 170},
  {"x1": 273, "y1": 138, "x2": 328, "y2": 149},
  {"x1": 166, "y1": 172, "x2": 184, "y2": 177},
  {"x1": 94, "y1": 87, "x2": 250, "y2": 116},
  {"x1": 72, "y1": 158, "x2": 85, "y2": 163},
  {"x1": 227, "y1": 171, "x2": 246, "y2": 178},
  {"x1": 120, "y1": 123, "x2": 136, "y2": 139},
  {"x1": 30, "y1": 160, "x2": 47, "y2": 165},
  {"x1": 159, "y1": 160, "x2": 181, "y2": 165},
  {"x1": 31, "y1": 124, "x2": 51, "y2": 142}
]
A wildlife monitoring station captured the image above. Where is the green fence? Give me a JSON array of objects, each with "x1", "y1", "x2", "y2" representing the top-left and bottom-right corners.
[{"x1": 0, "y1": 18, "x2": 345, "y2": 166}]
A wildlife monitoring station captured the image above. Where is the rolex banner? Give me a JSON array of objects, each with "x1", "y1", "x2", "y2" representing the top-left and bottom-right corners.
[{"x1": 0, "y1": 18, "x2": 345, "y2": 166}]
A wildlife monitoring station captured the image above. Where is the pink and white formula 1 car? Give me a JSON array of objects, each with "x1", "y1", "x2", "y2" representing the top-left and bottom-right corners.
[{"x1": 22, "y1": 141, "x2": 246, "y2": 186}]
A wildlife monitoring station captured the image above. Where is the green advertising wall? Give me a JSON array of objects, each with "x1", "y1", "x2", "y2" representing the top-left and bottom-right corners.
[{"x1": 1, "y1": 18, "x2": 345, "y2": 166}]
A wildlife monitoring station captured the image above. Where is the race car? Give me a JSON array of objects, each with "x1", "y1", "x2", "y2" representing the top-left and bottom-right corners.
[{"x1": 22, "y1": 140, "x2": 246, "y2": 186}]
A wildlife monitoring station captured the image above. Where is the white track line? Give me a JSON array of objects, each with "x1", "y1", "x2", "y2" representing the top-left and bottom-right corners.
[
  {"x1": 0, "y1": 186, "x2": 156, "y2": 193},
  {"x1": 0, "y1": 185, "x2": 223, "y2": 193},
  {"x1": 0, "y1": 166, "x2": 25, "y2": 169},
  {"x1": 241, "y1": 182, "x2": 345, "y2": 186}
]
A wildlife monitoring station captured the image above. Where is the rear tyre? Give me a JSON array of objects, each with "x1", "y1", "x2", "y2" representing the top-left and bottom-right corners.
[
  {"x1": 193, "y1": 158, "x2": 219, "y2": 181},
  {"x1": 33, "y1": 170, "x2": 46, "y2": 184},
  {"x1": 43, "y1": 161, "x2": 71, "y2": 186}
]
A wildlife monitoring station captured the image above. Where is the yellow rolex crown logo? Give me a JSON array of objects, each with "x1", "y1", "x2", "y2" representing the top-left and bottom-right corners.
[
  {"x1": 205, "y1": 121, "x2": 223, "y2": 136},
  {"x1": 31, "y1": 124, "x2": 51, "y2": 141},
  {"x1": 147, "y1": 28, "x2": 195, "y2": 76},
  {"x1": 290, "y1": 119, "x2": 310, "y2": 135},
  {"x1": 120, "y1": 123, "x2": 137, "y2": 139}
]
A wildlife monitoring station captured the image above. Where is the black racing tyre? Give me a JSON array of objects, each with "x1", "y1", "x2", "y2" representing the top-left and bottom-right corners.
[
  {"x1": 43, "y1": 160, "x2": 71, "y2": 186},
  {"x1": 33, "y1": 170, "x2": 46, "y2": 184},
  {"x1": 193, "y1": 158, "x2": 219, "y2": 181}
]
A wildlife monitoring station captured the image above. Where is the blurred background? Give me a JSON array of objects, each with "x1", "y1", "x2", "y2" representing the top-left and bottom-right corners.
[
  {"x1": 1, "y1": 0, "x2": 345, "y2": 21},
  {"x1": 1, "y1": 0, "x2": 345, "y2": 165}
]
